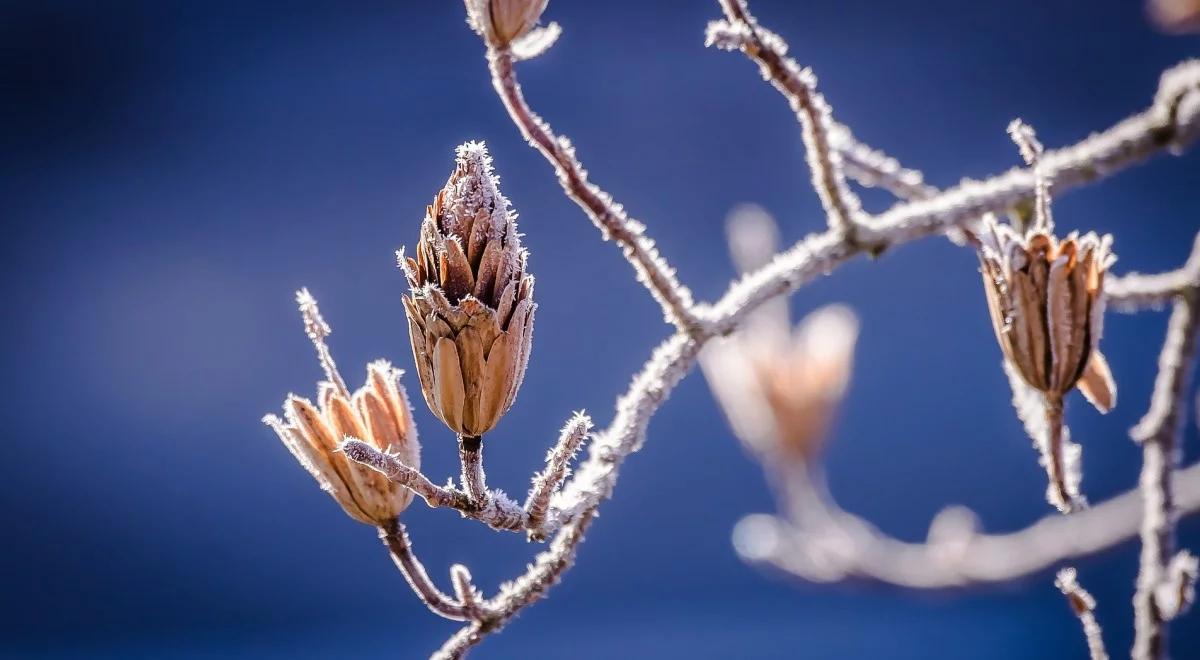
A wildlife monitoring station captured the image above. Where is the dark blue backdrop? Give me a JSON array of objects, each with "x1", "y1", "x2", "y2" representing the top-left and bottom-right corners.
[{"x1": 3, "y1": 1, "x2": 1199, "y2": 658}]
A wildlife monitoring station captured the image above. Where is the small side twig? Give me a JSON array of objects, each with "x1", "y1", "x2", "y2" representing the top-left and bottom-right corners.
[
  {"x1": 525, "y1": 412, "x2": 591, "y2": 540},
  {"x1": 708, "y1": 0, "x2": 866, "y2": 240},
  {"x1": 485, "y1": 49, "x2": 702, "y2": 333},
  {"x1": 1056, "y1": 567, "x2": 1110, "y2": 660}
]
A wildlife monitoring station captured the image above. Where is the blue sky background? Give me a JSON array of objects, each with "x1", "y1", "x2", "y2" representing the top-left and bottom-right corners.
[{"x1": 3, "y1": 1, "x2": 1199, "y2": 658}]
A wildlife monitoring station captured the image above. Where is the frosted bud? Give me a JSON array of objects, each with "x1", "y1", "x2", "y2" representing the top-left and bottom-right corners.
[
  {"x1": 401, "y1": 141, "x2": 535, "y2": 439},
  {"x1": 264, "y1": 291, "x2": 421, "y2": 525}
]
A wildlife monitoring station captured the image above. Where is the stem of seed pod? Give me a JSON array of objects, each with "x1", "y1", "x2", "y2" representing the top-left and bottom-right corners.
[
  {"x1": 1044, "y1": 394, "x2": 1072, "y2": 512},
  {"x1": 459, "y1": 435, "x2": 489, "y2": 509}
]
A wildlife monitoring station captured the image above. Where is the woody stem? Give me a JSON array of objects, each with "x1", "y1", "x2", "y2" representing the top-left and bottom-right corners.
[
  {"x1": 1044, "y1": 393, "x2": 1072, "y2": 512},
  {"x1": 459, "y1": 435, "x2": 489, "y2": 509},
  {"x1": 378, "y1": 518, "x2": 471, "y2": 621}
]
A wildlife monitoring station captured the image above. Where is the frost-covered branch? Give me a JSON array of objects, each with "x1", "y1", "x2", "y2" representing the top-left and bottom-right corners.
[
  {"x1": 1004, "y1": 364, "x2": 1085, "y2": 514},
  {"x1": 732, "y1": 460, "x2": 1200, "y2": 589},
  {"x1": 708, "y1": 0, "x2": 866, "y2": 239},
  {"x1": 829, "y1": 123, "x2": 938, "y2": 202},
  {"x1": 483, "y1": 49, "x2": 702, "y2": 333},
  {"x1": 415, "y1": 20, "x2": 1200, "y2": 659},
  {"x1": 458, "y1": 435, "x2": 490, "y2": 510},
  {"x1": 343, "y1": 439, "x2": 527, "y2": 532},
  {"x1": 856, "y1": 59, "x2": 1200, "y2": 246},
  {"x1": 1131, "y1": 265, "x2": 1200, "y2": 660},
  {"x1": 303, "y1": 4, "x2": 1200, "y2": 656},
  {"x1": 1056, "y1": 567, "x2": 1110, "y2": 660}
]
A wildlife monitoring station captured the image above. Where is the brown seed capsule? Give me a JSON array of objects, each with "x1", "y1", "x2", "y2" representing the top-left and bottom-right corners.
[
  {"x1": 264, "y1": 291, "x2": 421, "y2": 525},
  {"x1": 977, "y1": 218, "x2": 1117, "y2": 412},
  {"x1": 464, "y1": 0, "x2": 548, "y2": 48},
  {"x1": 402, "y1": 142, "x2": 534, "y2": 438},
  {"x1": 703, "y1": 303, "x2": 858, "y2": 463}
]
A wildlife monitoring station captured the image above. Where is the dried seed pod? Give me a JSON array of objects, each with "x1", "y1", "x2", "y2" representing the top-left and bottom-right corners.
[
  {"x1": 264, "y1": 290, "x2": 421, "y2": 525},
  {"x1": 402, "y1": 142, "x2": 535, "y2": 438},
  {"x1": 977, "y1": 217, "x2": 1117, "y2": 412},
  {"x1": 464, "y1": 0, "x2": 549, "y2": 48}
]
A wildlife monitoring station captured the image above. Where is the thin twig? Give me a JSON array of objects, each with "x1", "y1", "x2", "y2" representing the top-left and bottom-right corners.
[
  {"x1": 1056, "y1": 567, "x2": 1110, "y2": 660},
  {"x1": 485, "y1": 49, "x2": 702, "y2": 333},
  {"x1": 343, "y1": 9, "x2": 1200, "y2": 654},
  {"x1": 296, "y1": 287, "x2": 349, "y2": 398},
  {"x1": 856, "y1": 60, "x2": 1200, "y2": 246},
  {"x1": 1132, "y1": 282, "x2": 1200, "y2": 660},
  {"x1": 430, "y1": 622, "x2": 483, "y2": 660},
  {"x1": 415, "y1": 52, "x2": 1200, "y2": 653},
  {"x1": 525, "y1": 413, "x2": 591, "y2": 540},
  {"x1": 703, "y1": 55, "x2": 1200, "y2": 331},
  {"x1": 343, "y1": 439, "x2": 526, "y2": 531},
  {"x1": 829, "y1": 123, "x2": 938, "y2": 202},
  {"x1": 709, "y1": 0, "x2": 866, "y2": 239}
]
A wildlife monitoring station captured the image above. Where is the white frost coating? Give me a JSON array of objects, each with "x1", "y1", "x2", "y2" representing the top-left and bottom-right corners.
[
  {"x1": 708, "y1": 1, "x2": 866, "y2": 237},
  {"x1": 511, "y1": 22, "x2": 561, "y2": 60},
  {"x1": 319, "y1": 4, "x2": 1200, "y2": 657}
]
